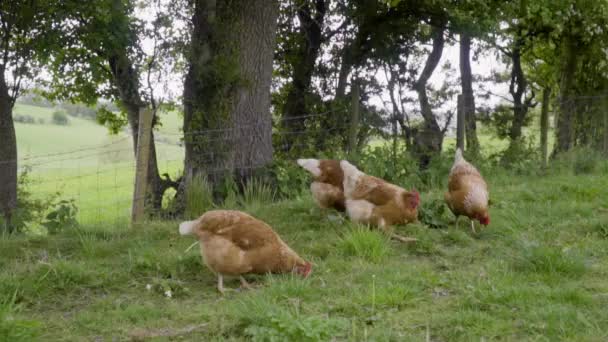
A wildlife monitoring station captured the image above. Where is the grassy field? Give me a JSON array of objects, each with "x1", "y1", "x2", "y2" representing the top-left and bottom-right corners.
[
  {"x1": 3, "y1": 167, "x2": 608, "y2": 340},
  {"x1": 13, "y1": 103, "x2": 183, "y2": 225},
  {"x1": 4, "y1": 103, "x2": 606, "y2": 340}
]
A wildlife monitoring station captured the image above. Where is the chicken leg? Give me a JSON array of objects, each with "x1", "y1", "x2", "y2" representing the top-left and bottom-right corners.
[
  {"x1": 217, "y1": 274, "x2": 226, "y2": 294},
  {"x1": 470, "y1": 220, "x2": 477, "y2": 234},
  {"x1": 240, "y1": 276, "x2": 253, "y2": 290}
]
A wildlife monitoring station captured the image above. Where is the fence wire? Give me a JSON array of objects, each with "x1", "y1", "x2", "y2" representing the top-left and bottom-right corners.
[{"x1": 8, "y1": 110, "x2": 350, "y2": 228}]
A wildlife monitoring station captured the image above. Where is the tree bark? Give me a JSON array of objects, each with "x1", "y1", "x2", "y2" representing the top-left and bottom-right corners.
[
  {"x1": 230, "y1": 0, "x2": 277, "y2": 183},
  {"x1": 281, "y1": 0, "x2": 326, "y2": 152},
  {"x1": 0, "y1": 71, "x2": 17, "y2": 231},
  {"x1": 507, "y1": 44, "x2": 528, "y2": 142},
  {"x1": 412, "y1": 25, "x2": 445, "y2": 168},
  {"x1": 108, "y1": 51, "x2": 168, "y2": 212},
  {"x1": 459, "y1": 32, "x2": 479, "y2": 154},
  {"x1": 555, "y1": 35, "x2": 578, "y2": 154},
  {"x1": 183, "y1": 0, "x2": 278, "y2": 191},
  {"x1": 540, "y1": 88, "x2": 550, "y2": 168}
]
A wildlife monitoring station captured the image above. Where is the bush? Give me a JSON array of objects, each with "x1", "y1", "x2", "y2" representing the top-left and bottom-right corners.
[
  {"x1": 41, "y1": 199, "x2": 79, "y2": 235},
  {"x1": 13, "y1": 114, "x2": 36, "y2": 124},
  {"x1": 550, "y1": 146, "x2": 604, "y2": 175},
  {"x1": 51, "y1": 110, "x2": 69, "y2": 125}
]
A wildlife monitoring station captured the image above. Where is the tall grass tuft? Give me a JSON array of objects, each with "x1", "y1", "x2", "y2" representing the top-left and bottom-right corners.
[
  {"x1": 337, "y1": 227, "x2": 390, "y2": 263},
  {"x1": 185, "y1": 174, "x2": 215, "y2": 219},
  {"x1": 0, "y1": 292, "x2": 40, "y2": 341},
  {"x1": 241, "y1": 177, "x2": 275, "y2": 208}
]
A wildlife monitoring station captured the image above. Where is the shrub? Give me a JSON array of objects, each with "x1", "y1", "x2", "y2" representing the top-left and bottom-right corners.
[
  {"x1": 272, "y1": 159, "x2": 310, "y2": 199},
  {"x1": 552, "y1": 146, "x2": 603, "y2": 175},
  {"x1": 13, "y1": 114, "x2": 36, "y2": 124},
  {"x1": 418, "y1": 198, "x2": 452, "y2": 229},
  {"x1": 41, "y1": 199, "x2": 79, "y2": 235},
  {"x1": 52, "y1": 110, "x2": 69, "y2": 125},
  {"x1": 8, "y1": 169, "x2": 58, "y2": 233}
]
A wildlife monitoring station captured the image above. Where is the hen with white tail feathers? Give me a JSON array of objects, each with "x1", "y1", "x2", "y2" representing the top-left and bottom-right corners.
[
  {"x1": 445, "y1": 148, "x2": 490, "y2": 232},
  {"x1": 297, "y1": 159, "x2": 346, "y2": 212},
  {"x1": 340, "y1": 160, "x2": 419, "y2": 232}
]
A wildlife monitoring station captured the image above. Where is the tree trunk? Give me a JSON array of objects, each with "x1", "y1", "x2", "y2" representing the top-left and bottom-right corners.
[
  {"x1": 456, "y1": 94, "x2": 465, "y2": 151},
  {"x1": 459, "y1": 33, "x2": 479, "y2": 154},
  {"x1": 108, "y1": 52, "x2": 168, "y2": 212},
  {"x1": 540, "y1": 88, "x2": 550, "y2": 168},
  {"x1": 0, "y1": 72, "x2": 17, "y2": 232},
  {"x1": 507, "y1": 44, "x2": 528, "y2": 143},
  {"x1": 183, "y1": 0, "x2": 278, "y2": 191},
  {"x1": 555, "y1": 35, "x2": 578, "y2": 154},
  {"x1": 281, "y1": 0, "x2": 325, "y2": 152},
  {"x1": 412, "y1": 25, "x2": 445, "y2": 168},
  {"x1": 229, "y1": 0, "x2": 277, "y2": 183}
]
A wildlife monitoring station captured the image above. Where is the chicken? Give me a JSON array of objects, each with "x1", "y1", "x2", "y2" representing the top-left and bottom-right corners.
[
  {"x1": 179, "y1": 210, "x2": 312, "y2": 294},
  {"x1": 444, "y1": 148, "x2": 490, "y2": 233},
  {"x1": 297, "y1": 159, "x2": 346, "y2": 212},
  {"x1": 340, "y1": 160, "x2": 419, "y2": 243}
]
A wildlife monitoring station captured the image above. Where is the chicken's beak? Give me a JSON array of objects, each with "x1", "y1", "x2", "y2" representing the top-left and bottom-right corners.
[{"x1": 179, "y1": 220, "x2": 197, "y2": 236}]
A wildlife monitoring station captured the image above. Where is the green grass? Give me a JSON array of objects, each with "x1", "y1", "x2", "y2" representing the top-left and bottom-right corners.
[
  {"x1": 6, "y1": 103, "x2": 608, "y2": 340},
  {"x1": 3, "y1": 170, "x2": 608, "y2": 340},
  {"x1": 13, "y1": 103, "x2": 184, "y2": 225}
]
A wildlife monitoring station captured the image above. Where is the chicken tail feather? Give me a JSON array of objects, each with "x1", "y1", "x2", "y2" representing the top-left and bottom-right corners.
[{"x1": 297, "y1": 158, "x2": 321, "y2": 177}]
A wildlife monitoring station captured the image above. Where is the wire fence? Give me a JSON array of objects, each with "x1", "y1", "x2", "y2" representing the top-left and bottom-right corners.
[
  {"x1": 7, "y1": 109, "x2": 354, "y2": 230},
  {"x1": 7, "y1": 93, "x2": 608, "y2": 230}
]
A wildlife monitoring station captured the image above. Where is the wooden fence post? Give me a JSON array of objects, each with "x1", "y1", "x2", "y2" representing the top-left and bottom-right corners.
[
  {"x1": 540, "y1": 88, "x2": 551, "y2": 168},
  {"x1": 348, "y1": 81, "x2": 360, "y2": 153},
  {"x1": 131, "y1": 107, "x2": 153, "y2": 226},
  {"x1": 456, "y1": 94, "x2": 465, "y2": 151}
]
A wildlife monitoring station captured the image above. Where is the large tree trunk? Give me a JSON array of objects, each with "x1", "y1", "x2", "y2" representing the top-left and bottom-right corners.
[
  {"x1": 184, "y1": 0, "x2": 278, "y2": 191},
  {"x1": 459, "y1": 32, "x2": 479, "y2": 154},
  {"x1": 230, "y1": 0, "x2": 277, "y2": 183},
  {"x1": 281, "y1": 0, "x2": 326, "y2": 152},
  {"x1": 412, "y1": 25, "x2": 445, "y2": 168},
  {"x1": 0, "y1": 72, "x2": 17, "y2": 232},
  {"x1": 555, "y1": 35, "x2": 578, "y2": 154}
]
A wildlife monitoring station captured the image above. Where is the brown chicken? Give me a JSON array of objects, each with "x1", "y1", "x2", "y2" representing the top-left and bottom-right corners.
[
  {"x1": 297, "y1": 159, "x2": 346, "y2": 212},
  {"x1": 340, "y1": 160, "x2": 419, "y2": 243},
  {"x1": 179, "y1": 210, "x2": 312, "y2": 293},
  {"x1": 444, "y1": 148, "x2": 490, "y2": 233}
]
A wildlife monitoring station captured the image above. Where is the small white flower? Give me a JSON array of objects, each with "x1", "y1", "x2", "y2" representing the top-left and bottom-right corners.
[
  {"x1": 164, "y1": 290, "x2": 172, "y2": 298},
  {"x1": 146, "y1": 284, "x2": 152, "y2": 291}
]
